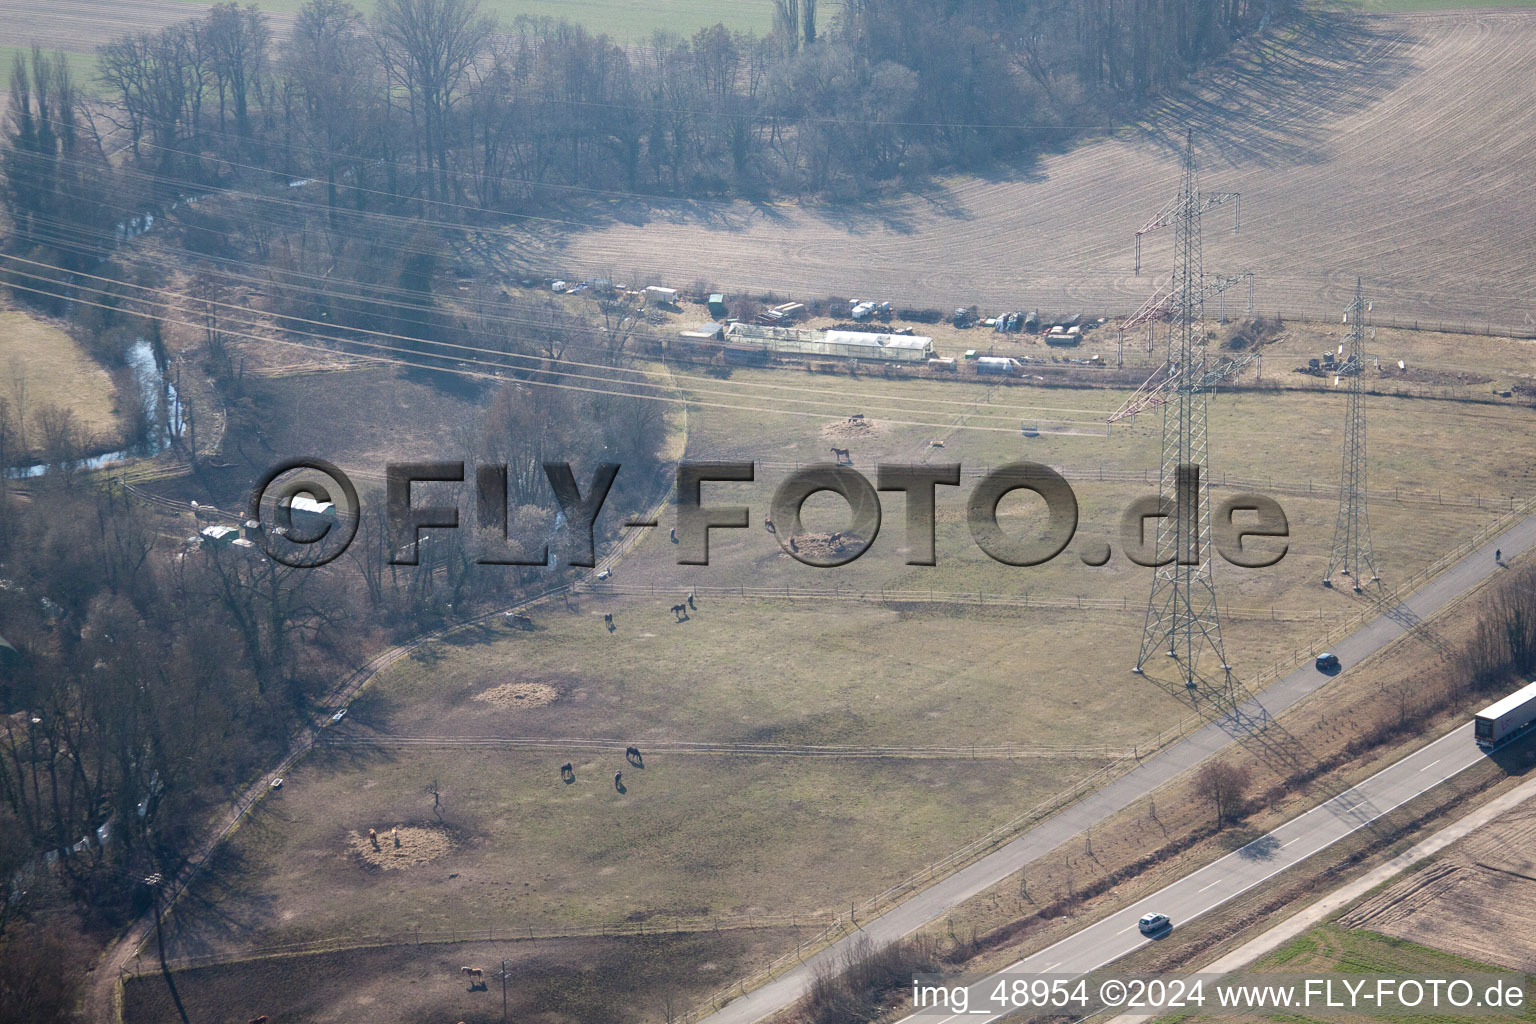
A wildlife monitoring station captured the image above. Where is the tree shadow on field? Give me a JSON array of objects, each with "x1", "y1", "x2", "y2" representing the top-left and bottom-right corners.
[
  {"x1": 160, "y1": 841, "x2": 277, "y2": 962},
  {"x1": 1136, "y1": 3, "x2": 1424, "y2": 170}
]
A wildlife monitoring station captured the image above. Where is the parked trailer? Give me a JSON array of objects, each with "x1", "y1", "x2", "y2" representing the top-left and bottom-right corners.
[{"x1": 1475, "y1": 680, "x2": 1536, "y2": 749}]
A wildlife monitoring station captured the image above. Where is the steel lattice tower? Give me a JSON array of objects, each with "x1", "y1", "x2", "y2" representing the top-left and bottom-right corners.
[
  {"x1": 1323, "y1": 278, "x2": 1379, "y2": 592},
  {"x1": 1133, "y1": 131, "x2": 1239, "y2": 688}
]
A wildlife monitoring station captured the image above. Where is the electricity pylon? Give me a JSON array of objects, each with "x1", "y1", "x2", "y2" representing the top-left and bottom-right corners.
[
  {"x1": 1323, "y1": 278, "x2": 1379, "y2": 592},
  {"x1": 1115, "y1": 130, "x2": 1240, "y2": 689}
]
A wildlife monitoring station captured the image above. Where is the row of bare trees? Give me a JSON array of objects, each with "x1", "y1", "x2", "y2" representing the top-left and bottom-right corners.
[{"x1": 68, "y1": 0, "x2": 1288, "y2": 217}]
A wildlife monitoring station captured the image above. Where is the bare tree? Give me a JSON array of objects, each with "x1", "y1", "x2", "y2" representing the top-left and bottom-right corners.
[
  {"x1": 372, "y1": 0, "x2": 492, "y2": 205},
  {"x1": 204, "y1": 2, "x2": 271, "y2": 140},
  {"x1": 1193, "y1": 760, "x2": 1252, "y2": 828}
]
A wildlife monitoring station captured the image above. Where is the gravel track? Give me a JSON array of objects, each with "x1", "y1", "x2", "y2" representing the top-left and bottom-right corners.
[{"x1": 515, "y1": 9, "x2": 1536, "y2": 330}]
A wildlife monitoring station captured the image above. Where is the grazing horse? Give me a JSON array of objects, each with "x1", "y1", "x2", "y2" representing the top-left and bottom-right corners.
[
  {"x1": 670, "y1": 603, "x2": 689, "y2": 622},
  {"x1": 603, "y1": 612, "x2": 615, "y2": 632},
  {"x1": 367, "y1": 828, "x2": 379, "y2": 850},
  {"x1": 461, "y1": 966, "x2": 484, "y2": 988},
  {"x1": 625, "y1": 745, "x2": 643, "y2": 767},
  {"x1": 560, "y1": 762, "x2": 574, "y2": 778}
]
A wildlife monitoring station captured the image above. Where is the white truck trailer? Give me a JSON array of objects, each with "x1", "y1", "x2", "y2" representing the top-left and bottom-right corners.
[{"x1": 1474, "y1": 679, "x2": 1536, "y2": 749}]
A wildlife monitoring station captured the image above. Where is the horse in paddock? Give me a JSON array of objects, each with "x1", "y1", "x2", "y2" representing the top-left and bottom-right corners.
[
  {"x1": 461, "y1": 966, "x2": 485, "y2": 989},
  {"x1": 560, "y1": 762, "x2": 574, "y2": 782},
  {"x1": 625, "y1": 745, "x2": 643, "y2": 767},
  {"x1": 367, "y1": 828, "x2": 379, "y2": 850},
  {"x1": 603, "y1": 613, "x2": 615, "y2": 632},
  {"x1": 670, "y1": 603, "x2": 689, "y2": 622},
  {"x1": 829, "y1": 446, "x2": 851, "y2": 465}
]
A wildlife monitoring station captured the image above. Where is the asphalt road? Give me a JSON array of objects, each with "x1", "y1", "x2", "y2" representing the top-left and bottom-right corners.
[
  {"x1": 699, "y1": 513, "x2": 1536, "y2": 1024},
  {"x1": 900, "y1": 723, "x2": 1485, "y2": 1021}
]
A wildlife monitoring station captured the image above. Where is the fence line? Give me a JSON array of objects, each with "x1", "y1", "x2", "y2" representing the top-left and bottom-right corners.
[{"x1": 327, "y1": 734, "x2": 1133, "y2": 760}]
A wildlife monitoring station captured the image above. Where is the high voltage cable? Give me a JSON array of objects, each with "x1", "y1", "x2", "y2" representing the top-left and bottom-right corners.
[
  {"x1": 0, "y1": 244, "x2": 1117, "y2": 418},
  {"x1": 2, "y1": 271, "x2": 1110, "y2": 433}
]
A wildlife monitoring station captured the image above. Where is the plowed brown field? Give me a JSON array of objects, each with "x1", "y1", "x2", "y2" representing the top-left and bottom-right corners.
[
  {"x1": 501, "y1": 9, "x2": 1536, "y2": 331},
  {"x1": 1340, "y1": 798, "x2": 1536, "y2": 971}
]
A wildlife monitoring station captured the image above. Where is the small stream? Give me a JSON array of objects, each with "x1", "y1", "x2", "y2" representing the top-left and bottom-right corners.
[{"x1": 10, "y1": 339, "x2": 187, "y2": 478}]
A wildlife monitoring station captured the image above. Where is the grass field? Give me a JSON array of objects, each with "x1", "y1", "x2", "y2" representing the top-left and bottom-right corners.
[
  {"x1": 207, "y1": 0, "x2": 775, "y2": 37},
  {"x1": 168, "y1": 741, "x2": 1106, "y2": 950},
  {"x1": 158, "y1": 354, "x2": 1535, "y2": 981},
  {"x1": 126, "y1": 929, "x2": 800, "y2": 1024},
  {"x1": 1154, "y1": 925, "x2": 1536, "y2": 1023},
  {"x1": 0, "y1": 305, "x2": 121, "y2": 453}
]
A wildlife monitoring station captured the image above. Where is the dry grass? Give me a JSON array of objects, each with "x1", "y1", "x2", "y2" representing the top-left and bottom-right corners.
[
  {"x1": 124, "y1": 929, "x2": 800, "y2": 1024},
  {"x1": 0, "y1": 306, "x2": 120, "y2": 450}
]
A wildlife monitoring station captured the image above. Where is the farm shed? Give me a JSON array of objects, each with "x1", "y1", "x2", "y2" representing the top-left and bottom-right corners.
[{"x1": 199, "y1": 524, "x2": 239, "y2": 549}]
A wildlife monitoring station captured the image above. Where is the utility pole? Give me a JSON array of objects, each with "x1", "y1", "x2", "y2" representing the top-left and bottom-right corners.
[
  {"x1": 1114, "y1": 130, "x2": 1243, "y2": 690},
  {"x1": 145, "y1": 873, "x2": 167, "y2": 974},
  {"x1": 1324, "y1": 278, "x2": 1380, "y2": 591}
]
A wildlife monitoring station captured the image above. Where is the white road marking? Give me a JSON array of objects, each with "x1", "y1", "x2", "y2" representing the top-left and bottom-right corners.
[
  {"x1": 1198, "y1": 878, "x2": 1224, "y2": 892},
  {"x1": 1419, "y1": 758, "x2": 1443, "y2": 771},
  {"x1": 1281, "y1": 835, "x2": 1305, "y2": 847}
]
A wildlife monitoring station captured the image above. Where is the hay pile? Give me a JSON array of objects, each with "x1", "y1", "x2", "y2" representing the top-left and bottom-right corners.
[
  {"x1": 820, "y1": 416, "x2": 885, "y2": 441},
  {"x1": 474, "y1": 682, "x2": 558, "y2": 710},
  {"x1": 784, "y1": 532, "x2": 868, "y2": 561},
  {"x1": 348, "y1": 825, "x2": 455, "y2": 870}
]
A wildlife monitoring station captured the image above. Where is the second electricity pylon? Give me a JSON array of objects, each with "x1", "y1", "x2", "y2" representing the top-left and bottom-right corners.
[
  {"x1": 1323, "y1": 278, "x2": 1379, "y2": 591},
  {"x1": 1116, "y1": 130, "x2": 1240, "y2": 689}
]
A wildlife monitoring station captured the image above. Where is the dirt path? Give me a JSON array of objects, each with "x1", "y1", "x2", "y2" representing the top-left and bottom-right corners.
[{"x1": 508, "y1": 9, "x2": 1536, "y2": 332}]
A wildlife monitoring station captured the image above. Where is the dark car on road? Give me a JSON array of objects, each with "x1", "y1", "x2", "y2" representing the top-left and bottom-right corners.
[{"x1": 1315, "y1": 652, "x2": 1341, "y2": 672}]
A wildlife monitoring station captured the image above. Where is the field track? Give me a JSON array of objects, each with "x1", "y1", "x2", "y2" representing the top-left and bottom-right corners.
[{"x1": 514, "y1": 8, "x2": 1536, "y2": 330}]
